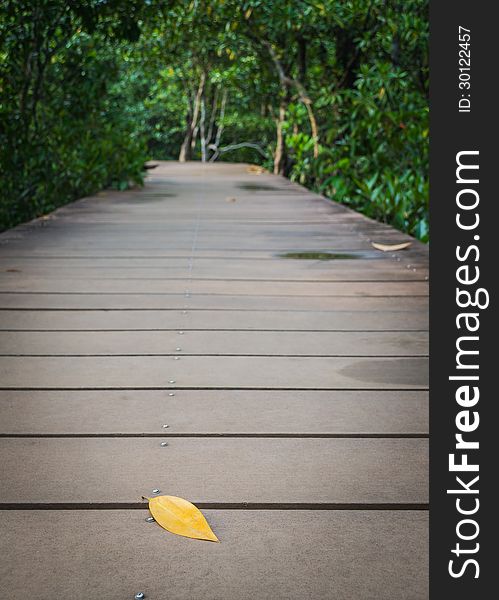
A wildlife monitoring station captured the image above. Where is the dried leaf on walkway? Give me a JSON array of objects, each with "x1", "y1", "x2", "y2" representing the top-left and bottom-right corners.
[
  {"x1": 226, "y1": 196, "x2": 237, "y2": 202},
  {"x1": 147, "y1": 495, "x2": 219, "y2": 542},
  {"x1": 371, "y1": 241, "x2": 412, "y2": 252},
  {"x1": 246, "y1": 165, "x2": 266, "y2": 174}
]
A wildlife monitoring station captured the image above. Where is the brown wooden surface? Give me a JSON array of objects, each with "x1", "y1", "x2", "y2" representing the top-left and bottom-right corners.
[
  {"x1": 0, "y1": 510, "x2": 428, "y2": 600},
  {"x1": 0, "y1": 162, "x2": 429, "y2": 598}
]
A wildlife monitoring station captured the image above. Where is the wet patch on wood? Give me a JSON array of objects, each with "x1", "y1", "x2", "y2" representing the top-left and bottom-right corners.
[{"x1": 278, "y1": 251, "x2": 359, "y2": 260}]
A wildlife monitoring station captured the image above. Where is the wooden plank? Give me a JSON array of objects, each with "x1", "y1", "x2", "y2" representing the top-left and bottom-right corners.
[
  {"x1": 0, "y1": 355, "x2": 428, "y2": 389},
  {"x1": 0, "y1": 238, "x2": 387, "y2": 251},
  {"x1": 0, "y1": 224, "x2": 412, "y2": 236},
  {"x1": 0, "y1": 330, "x2": 428, "y2": 356},
  {"x1": 0, "y1": 252, "x2": 418, "y2": 264},
  {"x1": 0, "y1": 308, "x2": 429, "y2": 331},
  {"x1": 0, "y1": 227, "x2": 422, "y2": 241},
  {"x1": 0, "y1": 438, "x2": 428, "y2": 504},
  {"x1": 0, "y1": 277, "x2": 429, "y2": 295},
  {"x1": 0, "y1": 261, "x2": 426, "y2": 281},
  {"x1": 0, "y1": 245, "x2": 426, "y2": 257},
  {"x1": 0, "y1": 510, "x2": 428, "y2": 600},
  {"x1": 0, "y1": 162, "x2": 429, "y2": 596},
  {"x1": 0, "y1": 293, "x2": 429, "y2": 312},
  {"x1": 0, "y1": 390, "x2": 428, "y2": 435}
]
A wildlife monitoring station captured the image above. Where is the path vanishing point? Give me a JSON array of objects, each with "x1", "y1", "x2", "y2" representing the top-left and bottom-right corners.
[{"x1": 0, "y1": 162, "x2": 429, "y2": 599}]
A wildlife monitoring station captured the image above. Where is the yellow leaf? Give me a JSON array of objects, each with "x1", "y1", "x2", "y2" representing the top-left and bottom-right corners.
[
  {"x1": 371, "y1": 241, "x2": 412, "y2": 252},
  {"x1": 246, "y1": 165, "x2": 266, "y2": 174},
  {"x1": 147, "y1": 495, "x2": 219, "y2": 542}
]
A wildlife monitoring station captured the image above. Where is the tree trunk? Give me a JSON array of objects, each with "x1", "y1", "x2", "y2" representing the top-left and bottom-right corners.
[
  {"x1": 200, "y1": 97, "x2": 207, "y2": 163},
  {"x1": 206, "y1": 86, "x2": 220, "y2": 151},
  {"x1": 179, "y1": 72, "x2": 206, "y2": 162},
  {"x1": 209, "y1": 89, "x2": 228, "y2": 161},
  {"x1": 274, "y1": 101, "x2": 287, "y2": 175},
  {"x1": 190, "y1": 124, "x2": 199, "y2": 150},
  {"x1": 304, "y1": 100, "x2": 319, "y2": 158},
  {"x1": 263, "y1": 41, "x2": 319, "y2": 158}
]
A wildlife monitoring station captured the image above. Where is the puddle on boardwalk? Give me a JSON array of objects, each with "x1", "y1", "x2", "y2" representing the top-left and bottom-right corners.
[
  {"x1": 116, "y1": 193, "x2": 177, "y2": 203},
  {"x1": 237, "y1": 183, "x2": 279, "y2": 192},
  {"x1": 278, "y1": 251, "x2": 359, "y2": 260},
  {"x1": 340, "y1": 358, "x2": 428, "y2": 387}
]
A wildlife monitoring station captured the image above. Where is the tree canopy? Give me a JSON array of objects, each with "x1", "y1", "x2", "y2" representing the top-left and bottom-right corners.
[{"x1": 0, "y1": 0, "x2": 428, "y2": 240}]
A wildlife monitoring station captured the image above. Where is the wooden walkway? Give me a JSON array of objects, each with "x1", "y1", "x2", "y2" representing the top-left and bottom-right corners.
[{"x1": 0, "y1": 162, "x2": 428, "y2": 599}]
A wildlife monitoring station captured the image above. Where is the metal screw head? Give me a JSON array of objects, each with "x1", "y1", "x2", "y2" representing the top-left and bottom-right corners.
[
  {"x1": 135, "y1": 593, "x2": 145, "y2": 600},
  {"x1": 160, "y1": 442, "x2": 168, "y2": 447},
  {"x1": 145, "y1": 516, "x2": 155, "y2": 523},
  {"x1": 174, "y1": 356, "x2": 180, "y2": 360},
  {"x1": 176, "y1": 347, "x2": 182, "y2": 351},
  {"x1": 168, "y1": 392, "x2": 175, "y2": 396},
  {"x1": 152, "y1": 489, "x2": 160, "y2": 494},
  {"x1": 182, "y1": 310, "x2": 187, "y2": 314},
  {"x1": 178, "y1": 331, "x2": 184, "y2": 335},
  {"x1": 162, "y1": 424, "x2": 169, "y2": 428},
  {"x1": 169, "y1": 380, "x2": 176, "y2": 384}
]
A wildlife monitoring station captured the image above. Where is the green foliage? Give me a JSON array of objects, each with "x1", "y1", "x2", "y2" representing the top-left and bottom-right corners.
[
  {"x1": 297, "y1": 61, "x2": 429, "y2": 240},
  {"x1": 0, "y1": 0, "x2": 153, "y2": 230},
  {"x1": 130, "y1": 0, "x2": 429, "y2": 239},
  {"x1": 1, "y1": 0, "x2": 429, "y2": 241}
]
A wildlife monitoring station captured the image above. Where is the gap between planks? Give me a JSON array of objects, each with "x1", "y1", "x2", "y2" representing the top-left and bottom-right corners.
[
  {"x1": 0, "y1": 387, "x2": 429, "y2": 392},
  {"x1": 0, "y1": 433, "x2": 428, "y2": 439},
  {"x1": 0, "y1": 329, "x2": 429, "y2": 333},
  {"x1": 0, "y1": 502, "x2": 429, "y2": 511},
  {"x1": 0, "y1": 354, "x2": 428, "y2": 358},
  {"x1": 0, "y1": 307, "x2": 428, "y2": 312},
  {"x1": 0, "y1": 291, "x2": 429, "y2": 297}
]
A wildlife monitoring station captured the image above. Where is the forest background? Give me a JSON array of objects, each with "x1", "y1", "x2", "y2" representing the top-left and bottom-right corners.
[{"x1": 0, "y1": 0, "x2": 428, "y2": 240}]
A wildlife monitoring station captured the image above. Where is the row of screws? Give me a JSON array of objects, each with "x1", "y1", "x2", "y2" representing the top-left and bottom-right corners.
[{"x1": 135, "y1": 296, "x2": 193, "y2": 598}]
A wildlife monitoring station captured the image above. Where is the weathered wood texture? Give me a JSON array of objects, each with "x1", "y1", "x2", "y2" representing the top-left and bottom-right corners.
[
  {"x1": 0, "y1": 162, "x2": 429, "y2": 598},
  {"x1": 0, "y1": 510, "x2": 428, "y2": 600}
]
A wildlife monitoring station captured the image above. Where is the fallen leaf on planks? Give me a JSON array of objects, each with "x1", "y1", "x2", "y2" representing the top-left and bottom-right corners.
[
  {"x1": 145, "y1": 495, "x2": 219, "y2": 542},
  {"x1": 246, "y1": 165, "x2": 266, "y2": 174},
  {"x1": 225, "y1": 196, "x2": 237, "y2": 202},
  {"x1": 371, "y1": 241, "x2": 412, "y2": 252}
]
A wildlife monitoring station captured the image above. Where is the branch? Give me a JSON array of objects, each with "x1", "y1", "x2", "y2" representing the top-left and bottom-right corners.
[
  {"x1": 200, "y1": 96, "x2": 207, "y2": 162},
  {"x1": 208, "y1": 142, "x2": 267, "y2": 162},
  {"x1": 262, "y1": 41, "x2": 319, "y2": 157},
  {"x1": 210, "y1": 89, "x2": 228, "y2": 160},
  {"x1": 206, "y1": 85, "x2": 219, "y2": 146}
]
